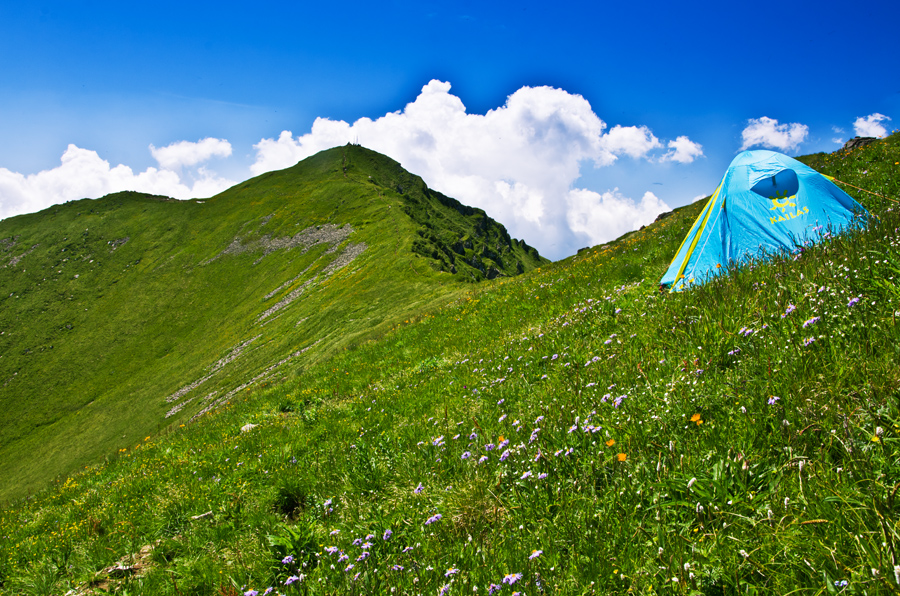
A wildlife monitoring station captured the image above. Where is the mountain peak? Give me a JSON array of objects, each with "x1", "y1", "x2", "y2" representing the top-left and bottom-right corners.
[{"x1": 0, "y1": 144, "x2": 545, "y2": 500}]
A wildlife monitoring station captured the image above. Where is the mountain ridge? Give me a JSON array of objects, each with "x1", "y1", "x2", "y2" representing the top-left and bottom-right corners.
[{"x1": 0, "y1": 144, "x2": 546, "y2": 501}]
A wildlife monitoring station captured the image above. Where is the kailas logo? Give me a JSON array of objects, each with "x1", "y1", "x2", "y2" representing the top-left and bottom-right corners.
[
  {"x1": 769, "y1": 191, "x2": 808, "y2": 224},
  {"x1": 769, "y1": 190, "x2": 796, "y2": 213}
]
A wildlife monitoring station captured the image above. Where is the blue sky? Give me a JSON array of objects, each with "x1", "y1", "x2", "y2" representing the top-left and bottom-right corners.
[{"x1": 1, "y1": 0, "x2": 898, "y2": 259}]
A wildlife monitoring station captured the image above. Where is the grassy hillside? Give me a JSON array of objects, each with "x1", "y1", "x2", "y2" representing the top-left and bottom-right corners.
[
  {"x1": 1, "y1": 135, "x2": 899, "y2": 595},
  {"x1": 0, "y1": 145, "x2": 546, "y2": 502}
]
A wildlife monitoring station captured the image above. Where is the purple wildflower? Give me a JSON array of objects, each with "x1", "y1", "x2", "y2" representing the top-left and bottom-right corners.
[
  {"x1": 469, "y1": 432, "x2": 478, "y2": 440},
  {"x1": 538, "y1": 472, "x2": 548, "y2": 479},
  {"x1": 284, "y1": 575, "x2": 301, "y2": 585},
  {"x1": 802, "y1": 316, "x2": 821, "y2": 328},
  {"x1": 445, "y1": 568, "x2": 460, "y2": 577},
  {"x1": 414, "y1": 482, "x2": 424, "y2": 494},
  {"x1": 281, "y1": 555, "x2": 294, "y2": 565},
  {"x1": 768, "y1": 396, "x2": 780, "y2": 405},
  {"x1": 803, "y1": 337, "x2": 817, "y2": 346},
  {"x1": 848, "y1": 296, "x2": 860, "y2": 307},
  {"x1": 502, "y1": 573, "x2": 523, "y2": 585},
  {"x1": 478, "y1": 455, "x2": 488, "y2": 463},
  {"x1": 425, "y1": 513, "x2": 442, "y2": 525},
  {"x1": 521, "y1": 471, "x2": 532, "y2": 480},
  {"x1": 439, "y1": 584, "x2": 451, "y2": 596},
  {"x1": 344, "y1": 564, "x2": 354, "y2": 572},
  {"x1": 500, "y1": 449, "x2": 511, "y2": 462},
  {"x1": 244, "y1": 591, "x2": 258, "y2": 596},
  {"x1": 401, "y1": 546, "x2": 414, "y2": 554},
  {"x1": 392, "y1": 564, "x2": 404, "y2": 571},
  {"x1": 488, "y1": 584, "x2": 502, "y2": 595},
  {"x1": 356, "y1": 551, "x2": 369, "y2": 562},
  {"x1": 485, "y1": 443, "x2": 496, "y2": 451},
  {"x1": 781, "y1": 304, "x2": 796, "y2": 318},
  {"x1": 568, "y1": 424, "x2": 577, "y2": 434},
  {"x1": 337, "y1": 553, "x2": 349, "y2": 563},
  {"x1": 499, "y1": 414, "x2": 507, "y2": 422},
  {"x1": 529, "y1": 549, "x2": 543, "y2": 560},
  {"x1": 499, "y1": 438, "x2": 510, "y2": 449},
  {"x1": 614, "y1": 395, "x2": 626, "y2": 408},
  {"x1": 461, "y1": 451, "x2": 471, "y2": 460},
  {"x1": 383, "y1": 529, "x2": 392, "y2": 541}
]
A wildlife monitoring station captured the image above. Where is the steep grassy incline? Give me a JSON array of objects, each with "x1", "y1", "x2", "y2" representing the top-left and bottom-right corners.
[
  {"x1": 0, "y1": 145, "x2": 546, "y2": 502},
  {"x1": 1, "y1": 136, "x2": 898, "y2": 596}
]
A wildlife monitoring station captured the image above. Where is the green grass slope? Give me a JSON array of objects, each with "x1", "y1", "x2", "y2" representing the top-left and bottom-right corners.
[
  {"x1": 0, "y1": 144, "x2": 546, "y2": 502},
  {"x1": 1, "y1": 135, "x2": 899, "y2": 595}
]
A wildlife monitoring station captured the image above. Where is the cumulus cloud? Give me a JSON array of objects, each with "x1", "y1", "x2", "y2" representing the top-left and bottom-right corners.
[
  {"x1": 661, "y1": 136, "x2": 704, "y2": 163},
  {"x1": 739, "y1": 116, "x2": 809, "y2": 152},
  {"x1": 599, "y1": 125, "x2": 661, "y2": 160},
  {"x1": 853, "y1": 113, "x2": 891, "y2": 138},
  {"x1": 252, "y1": 80, "x2": 685, "y2": 259},
  {"x1": 567, "y1": 189, "x2": 669, "y2": 245},
  {"x1": 0, "y1": 144, "x2": 235, "y2": 220},
  {"x1": 150, "y1": 137, "x2": 232, "y2": 170}
]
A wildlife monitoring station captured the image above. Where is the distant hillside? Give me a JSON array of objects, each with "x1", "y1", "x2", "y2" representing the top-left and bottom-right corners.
[{"x1": 0, "y1": 144, "x2": 546, "y2": 501}]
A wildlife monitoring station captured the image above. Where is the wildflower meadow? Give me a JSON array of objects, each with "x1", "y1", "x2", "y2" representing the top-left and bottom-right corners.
[{"x1": 1, "y1": 135, "x2": 899, "y2": 594}]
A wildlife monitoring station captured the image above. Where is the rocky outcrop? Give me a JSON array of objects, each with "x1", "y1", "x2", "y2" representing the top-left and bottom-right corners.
[
  {"x1": 203, "y1": 224, "x2": 354, "y2": 265},
  {"x1": 842, "y1": 137, "x2": 878, "y2": 151}
]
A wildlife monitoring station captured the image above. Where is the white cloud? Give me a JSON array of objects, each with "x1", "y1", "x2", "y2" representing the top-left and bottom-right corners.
[
  {"x1": 853, "y1": 113, "x2": 891, "y2": 138},
  {"x1": 661, "y1": 136, "x2": 704, "y2": 163},
  {"x1": 567, "y1": 189, "x2": 669, "y2": 247},
  {"x1": 150, "y1": 137, "x2": 232, "y2": 170},
  {"x1": 0, "y1": 144, "x2": 235, "y2": 220},
  {"x1": 599, "y1": 125, "x2": 661, "y2": 160},
  {"x1": 252, "y1": 80, "x2": 685, "y2": 259},
  {"x1": 739, "y1": 116, "x2": 809, "y2": 152},
  {"x1": 832, "y1": 137, "x2": 845, "y2": 145}
]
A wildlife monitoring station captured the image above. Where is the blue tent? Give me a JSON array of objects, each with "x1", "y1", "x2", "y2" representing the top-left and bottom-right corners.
[{"x1": 660, "y1": 150, "x2": 868, "y2": 291}]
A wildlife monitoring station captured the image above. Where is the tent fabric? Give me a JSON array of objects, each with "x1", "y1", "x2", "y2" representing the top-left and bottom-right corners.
[{"x1": 660, "y1": 150, "x2": 868, "y2": 291}]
